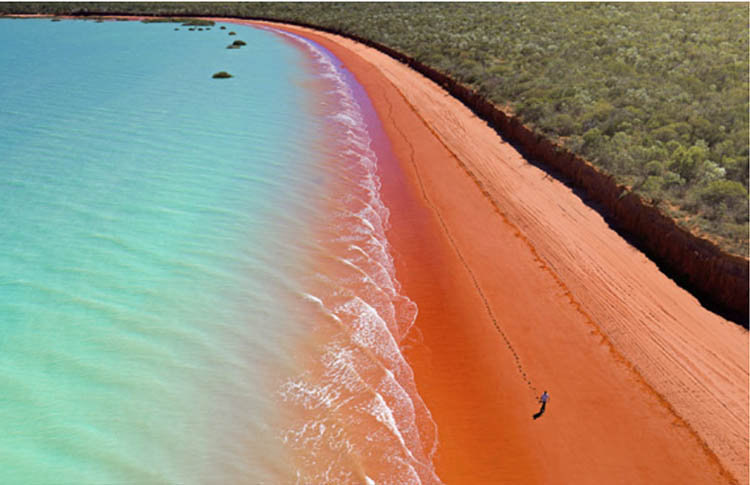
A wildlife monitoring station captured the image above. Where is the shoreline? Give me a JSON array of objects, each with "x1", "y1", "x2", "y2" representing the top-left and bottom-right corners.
[
  {"x1": 254, "y1": 21, "x2": 748, "y2": 484},
  {"x1": 4, "y1": 14, "x2": 745, "y2": 483},
  {"x1": 269, "y1": 27, "x2": 444, "y2": 482}
]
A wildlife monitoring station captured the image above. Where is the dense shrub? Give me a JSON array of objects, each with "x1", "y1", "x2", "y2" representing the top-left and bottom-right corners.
[
  {"x1": 140, "y1": 17, "x2": 213, "y2": 26},
  {"x1": 700, "y1": 180, "x2": 748, "y2": 221}
]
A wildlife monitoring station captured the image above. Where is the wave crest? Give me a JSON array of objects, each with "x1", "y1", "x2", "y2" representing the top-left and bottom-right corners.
[{"x1": 262, "y1": 26, "x2": 441, "y2": 485}]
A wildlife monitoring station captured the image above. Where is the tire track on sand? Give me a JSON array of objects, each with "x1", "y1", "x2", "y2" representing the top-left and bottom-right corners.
[{"x1": 380, "y1": 85, "x2": 540, "y2": 399}]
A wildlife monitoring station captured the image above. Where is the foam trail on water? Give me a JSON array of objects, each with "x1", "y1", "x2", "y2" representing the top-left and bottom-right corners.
[{"x1": 262, "y1": 26, "x2": 442, "y2": 484}]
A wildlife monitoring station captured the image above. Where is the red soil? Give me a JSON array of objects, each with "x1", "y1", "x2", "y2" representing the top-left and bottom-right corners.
[{"x1": 254, "y1": 21, "x2": 748, "y2": 485}]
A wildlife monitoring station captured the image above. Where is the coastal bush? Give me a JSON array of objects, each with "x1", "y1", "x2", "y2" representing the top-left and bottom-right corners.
[
  {"x1": 140, "y1": 17, "x2": 213, "y2": 26},
  {"x1": 140, "y1": 17, "x2": 178, "y2": 23},
  {"x1": 700, "y1": 180, "x2": 748, "y2": 220},
  {"x1": 180, "y1": 18, "x2": 213, "y2": 26}
]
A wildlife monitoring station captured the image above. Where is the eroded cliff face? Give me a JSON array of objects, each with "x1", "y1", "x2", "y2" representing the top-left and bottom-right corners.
[
  {"x1": 490, "y1": 112, "x2": 748, "y2": 326},
  {"x1": 471, "y1": 95, "x2": 747, "y2": 327},
  {"x1": 291, "y1": 22, "x2": 747, "y2": 326}
]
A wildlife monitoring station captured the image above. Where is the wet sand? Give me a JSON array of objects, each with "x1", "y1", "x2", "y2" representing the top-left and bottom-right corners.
[{"x1": 253, "y1": 21, "x2": 749, "y2": 484}]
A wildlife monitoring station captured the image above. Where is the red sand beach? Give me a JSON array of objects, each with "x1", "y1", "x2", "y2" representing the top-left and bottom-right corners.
[
  {"x1": 249, "y1": 21, "x2": 749, "y2": 484},
  {"x1": 36, "y1": 14, "x2": 746, "y2": 483},
  {"x1": 4, "y1": 14, "x2": 746, "y2": 483}
]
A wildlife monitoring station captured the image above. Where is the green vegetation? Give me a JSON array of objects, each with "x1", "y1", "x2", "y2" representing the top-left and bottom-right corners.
[
  {"x1": 181, "y1": 18, "x2": 213, "y2": 26},
  {"x1": 212, "y1": 71, "x2": 232, "y2": 79},
  {"x1": 140, "y1": 17, "x2": 214, "y2": 26},
  {"x1": 140, "y1": 17, "x2": 178, "y2": 23},
  {"x1": 2, "y1": 2, "x2": 747, "y2": 254}
]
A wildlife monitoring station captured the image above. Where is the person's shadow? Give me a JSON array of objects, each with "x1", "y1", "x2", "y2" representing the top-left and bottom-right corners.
[{"x1": 532, "y1": 400, "x2": 547, "y2": 420}]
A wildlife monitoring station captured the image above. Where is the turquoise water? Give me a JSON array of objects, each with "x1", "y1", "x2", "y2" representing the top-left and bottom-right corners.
[
  {"x1": 0, "y1": 19, "x2": 441, "y2": 484},
  {"x1": 0, "y1": 19, "x2": 327, "y2": 483}
]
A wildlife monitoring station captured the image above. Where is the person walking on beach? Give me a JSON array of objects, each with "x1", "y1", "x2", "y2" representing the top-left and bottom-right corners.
[{"x1": 533, "y1": 391, "x2": 549, "y2": 420}]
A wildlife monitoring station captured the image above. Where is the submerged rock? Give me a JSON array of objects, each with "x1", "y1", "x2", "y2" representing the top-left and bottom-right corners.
[{"x1": 226, "y1": 40, "x2": 247, "y2": 50}]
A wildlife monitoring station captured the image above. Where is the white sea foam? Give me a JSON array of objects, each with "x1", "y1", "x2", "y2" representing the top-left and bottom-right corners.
[{"x1": 263, "y1": 26, "x2": 441, "y2": 484}]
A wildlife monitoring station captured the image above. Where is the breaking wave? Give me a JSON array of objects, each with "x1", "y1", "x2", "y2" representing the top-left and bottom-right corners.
[{"x1": 263, "y1": 27, "x2": 442, "y2": 485}]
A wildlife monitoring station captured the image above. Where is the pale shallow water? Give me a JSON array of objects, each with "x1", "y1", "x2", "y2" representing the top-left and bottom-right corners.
[{"x1": 0, "y1": 18, "x2": 439, "y2": 484}]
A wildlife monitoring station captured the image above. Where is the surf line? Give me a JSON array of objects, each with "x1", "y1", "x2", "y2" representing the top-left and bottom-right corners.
[{"x1": 378, "y1": 83, "x2": 540, "y2": 399}]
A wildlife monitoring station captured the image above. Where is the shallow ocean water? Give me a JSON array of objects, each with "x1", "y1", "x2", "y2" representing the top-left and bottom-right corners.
[{"x1": 0, "y1": 18, "x2": 439, "y2": 484}]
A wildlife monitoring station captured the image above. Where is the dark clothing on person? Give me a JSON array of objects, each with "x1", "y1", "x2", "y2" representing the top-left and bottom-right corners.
[{"x1": 533, "y1": 401, "x2": 547, "y2": 419}]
